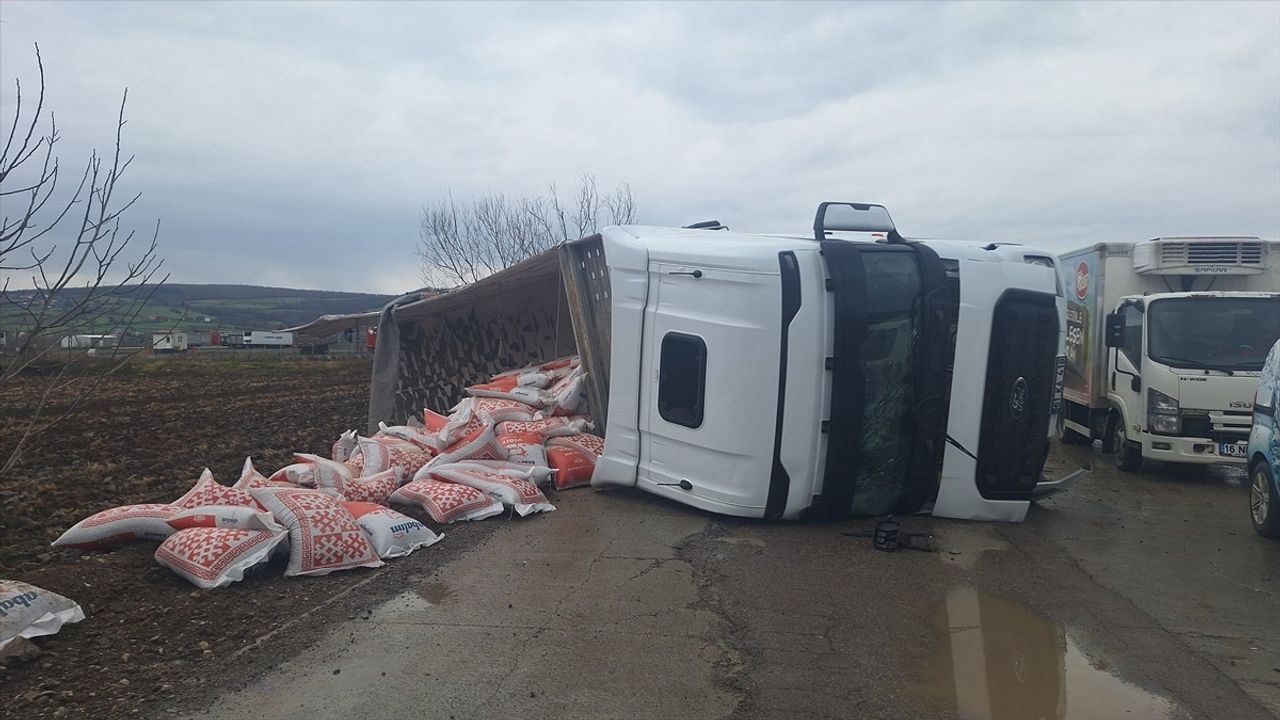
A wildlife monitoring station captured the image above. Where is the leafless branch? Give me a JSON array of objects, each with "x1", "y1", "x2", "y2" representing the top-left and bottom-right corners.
[
  {"x1": 417, "y1": 174, "x2": 637, "y2": 286},
  {"x1": 0, "y1": 45, "x2": 166, "y2": 477}
]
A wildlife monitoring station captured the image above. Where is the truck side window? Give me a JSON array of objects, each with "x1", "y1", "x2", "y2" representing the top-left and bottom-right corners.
[
  {"x1": 658, "y1": 332, "x2": 706, "y2": 428},
  {"x1": 1120, "y1": 303, "x2": 1143, "y2": 367}
]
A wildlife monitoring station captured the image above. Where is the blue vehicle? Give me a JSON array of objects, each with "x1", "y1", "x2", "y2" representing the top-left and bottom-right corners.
[{"x1": 1249, "y1": 339, "x2": 1280, "y2": 538}]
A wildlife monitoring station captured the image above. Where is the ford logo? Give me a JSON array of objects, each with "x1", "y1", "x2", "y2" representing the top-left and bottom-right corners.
[{"x1": 1009, "y1": 377, "x2": 1028, "y2": 420}]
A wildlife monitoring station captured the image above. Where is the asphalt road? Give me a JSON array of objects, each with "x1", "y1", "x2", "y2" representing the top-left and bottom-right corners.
[{"x1": 193, "y1": 445, "x2": 1279, "y2": 720}]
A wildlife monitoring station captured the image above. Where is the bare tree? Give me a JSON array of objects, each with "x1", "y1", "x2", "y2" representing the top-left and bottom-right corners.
[
  {"x1": 0, "y1": 45, "x2": 166, "y2": 477},
  {"x1": 418, "y1": 173, "x2": 637, "y2": 286}
]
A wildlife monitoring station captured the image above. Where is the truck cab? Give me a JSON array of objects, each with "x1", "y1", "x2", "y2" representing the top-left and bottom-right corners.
[
  {"x1": 1103, "y1": 291, "x2": 1280, "y2": 469},
  {"x1": 590, "y1": 203, "x2": 1078, "y2": 522}
]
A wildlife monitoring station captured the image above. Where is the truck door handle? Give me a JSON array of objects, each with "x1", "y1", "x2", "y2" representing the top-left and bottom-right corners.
[{"x1": 668, "y1": 270, "x2": 703, "y2": 278}]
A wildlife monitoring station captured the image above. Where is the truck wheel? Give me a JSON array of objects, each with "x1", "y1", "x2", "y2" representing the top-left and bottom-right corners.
[
  {"x1": 1057, "y1": 420, "x2": 1092, "y2": 446},
  {"x1": 1249, "y1": 461, "x2": 1280, "y2": 539},
  {"x1": 1109, "y1": 415, "x2": 1143, "y2": 472}
]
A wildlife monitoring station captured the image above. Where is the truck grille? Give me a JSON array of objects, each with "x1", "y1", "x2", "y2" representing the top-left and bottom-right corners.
[
  {"x1": 1160, "y1": 241, "x2": 1265, "y2": 266},
  {"x1": 975, "y1": 292, "x2": 1059, "y2": 500},
  {"x1": 1183, "y1": 410, "x2": 1251, "y2": 441}
]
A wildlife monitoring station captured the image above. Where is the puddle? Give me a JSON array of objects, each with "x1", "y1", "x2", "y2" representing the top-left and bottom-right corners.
[
  {"x1": 928, "y1": 587, "x2": 1178, "y2": 720},
  {"x1": 416, "y1": 582, "x2": 453, "y2": 605}
]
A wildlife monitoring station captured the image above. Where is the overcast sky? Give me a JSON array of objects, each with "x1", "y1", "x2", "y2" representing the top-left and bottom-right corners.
[{"x1": 1, "y1": 1, "x2": 1277, "y2": 294}]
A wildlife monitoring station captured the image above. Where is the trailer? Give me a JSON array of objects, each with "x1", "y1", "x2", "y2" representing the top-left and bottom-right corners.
[
  {"x1": 370, "y1": 201, "x2": 1084, "y2": 522},
  {"x1": 58, "y1": 334, "x2": 118, "y2": 350},
  {"x1": 226, "y1": 330, "x2": 294, "y2": 348},
  {"x1": 152, "y1": 331, "x2": 188, "y2": 353},
  {"x1": 1058, "y1": 237, "x2": 1280, "y2": 470}
]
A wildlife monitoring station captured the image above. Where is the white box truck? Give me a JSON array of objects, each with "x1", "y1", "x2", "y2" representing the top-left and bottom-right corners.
[
  {"x1": 1058, "y1": 237, "x2": 1280, "y2": 470},
  {"x1": 229, "y1": 331, "x2": 294, "y2": 348},
  {"x1": 371, "y1": 202, "x2": 1086, "y2": 522}
]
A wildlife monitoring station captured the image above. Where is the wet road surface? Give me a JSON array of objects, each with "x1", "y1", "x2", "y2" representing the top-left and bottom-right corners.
[{"x1": 192, "y1": 445, "x2": 1279, "y2": 720}]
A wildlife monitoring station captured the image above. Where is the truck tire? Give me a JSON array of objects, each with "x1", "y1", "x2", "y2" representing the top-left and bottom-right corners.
[
  {"x1": 1057, "y1": 419, "x2": 1092, "y2": 446},
  {"x1": 1109, "y1": 414, "x2": 1143, "y2": 473},
  {"x1": 1249, "y1": 460, "x2": 1280, "y2": 539}
]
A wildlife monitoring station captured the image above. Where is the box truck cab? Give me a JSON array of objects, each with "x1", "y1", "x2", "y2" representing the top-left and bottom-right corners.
[
  {"x1": 1059, "y1": 238, "x2": 1280, "y2": 471},
  {"x1": 586, "y1": 203, "x2": 1079, "y2": 522}
]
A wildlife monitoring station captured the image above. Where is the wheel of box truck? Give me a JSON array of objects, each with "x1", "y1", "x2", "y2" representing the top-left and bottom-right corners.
[
  {"x1": 1109, "y1": 413, "x2": 1143, "y2": 473},
  {"x1": 1249, "y1": 460, "x2": 1280, "y2": 539}
]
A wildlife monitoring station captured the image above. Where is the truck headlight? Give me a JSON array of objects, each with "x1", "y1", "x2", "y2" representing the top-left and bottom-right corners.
[
  {"x1": 1148, "y1": 388, "x2": 1180, "y2": 435},
  {"x1": 1149, "y1": 413, "x2": 1180, "y2": 435}
]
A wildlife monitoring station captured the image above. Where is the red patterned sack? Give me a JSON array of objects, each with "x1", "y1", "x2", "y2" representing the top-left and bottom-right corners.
[
  {"x1": 423, "y1": 409, "x2": 449, "y2": 433},
  {"x1": 317, "y1": 468, "x2": 401, "y2": 504},
  {"x1": 426, "y1": 464, "x2": 555, "y2": 517},
  {"x1": 294, "y1": 453, "x2": 356, "y2": 486},
  {"x1": 375, "y1": 423, "x2": 437, "y2": 452},
  {"x1": 355, "y1": 437, "x2": 430, "y2": 477},
  {"x1": 174, "y1": 469, "x2": 262, "y2": 510},
  {"x1": 268, "y1": 462, "x2": 315, "y2": 487},
  {"x1": 342, "y1": 502, "x2": 442, "y2": 558},
  {"x1": 331, "y1": 429, "x2": 358, "y2": 463},
  {"x1": 249, "y1": 487, "x2": 383, "y2": 577},
  {"x1": 154, "y1": 527, "x2": 286, "y2": 589},
  {"x1": 495, "y1": 417, "x2": 589, "y2": 438},
  {"x1": 417, "y1": 422, "x2": 507, "y2": 479},
  {"x1": 497, "y1": 431, "x2": 548, "y2": 467},
  {"x1": 52, "y1": 504, "x2": 179, "y2": 549},
  {"x1": 231, "y1": 457, "x2": 272, "y2": 491},
  {"x1": 388, "y1": 479, "x2": 504, "y2": 524},
  {"x1": 166, "y1": 505, "x2": 283, "y2": 533},
  {"x1": 545, "y1": 369, "x2": 588, "y2": 416},
  {"x1": 465, "y1": 380, "x2": 544, "y2": 406},
  {"x1": 545, "y1": 434, "x2": 603, "y2": 490},
  {"x1": 548, "y1": 433, "x2": 605, "y2": 456}
]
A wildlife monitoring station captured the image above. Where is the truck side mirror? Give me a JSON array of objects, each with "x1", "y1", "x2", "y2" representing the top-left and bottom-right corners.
[{"x1": 1104, "y1": 313, "x2": 1124, "y2": 348}]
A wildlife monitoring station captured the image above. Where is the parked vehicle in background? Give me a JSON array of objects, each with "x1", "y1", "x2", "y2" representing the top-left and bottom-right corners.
[
  {"x1": 1058, "y1": 237, "x2": 1280, "y2": 471},
  {"x1": 57, "y1": 334, "x2": 118, "y2": 350},
  {"x1": 223, "y1": 330, "x2": 294, "y2": 348},
  {"x1": 152, "y1": 331, "x2": 189, "y2": 352},
  {"x1": 1248, "y1": 339, "x2": 1280, "y2": 538}
]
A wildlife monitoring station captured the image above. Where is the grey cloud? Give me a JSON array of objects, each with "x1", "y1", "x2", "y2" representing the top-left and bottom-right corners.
[{"x1": 1, "y1": 1, "x2": 1276, "y2": 294}]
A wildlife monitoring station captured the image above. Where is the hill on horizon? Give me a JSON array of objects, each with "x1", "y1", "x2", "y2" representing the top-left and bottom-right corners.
[{"x1": 1, "y1": 283, "x2": 399, "y2": 334}]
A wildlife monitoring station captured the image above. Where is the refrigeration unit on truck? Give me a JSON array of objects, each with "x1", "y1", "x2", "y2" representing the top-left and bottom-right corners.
[
  {"x1": 1058, "y1": 237, "x2": 1280, "y2": 471},
  {"x1": 370, "y1": 201, "x2": 1085, "y2": 522}
]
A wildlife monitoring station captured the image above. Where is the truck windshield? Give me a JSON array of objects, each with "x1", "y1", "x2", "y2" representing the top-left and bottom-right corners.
[
  {"x1": 1148, "y1": 296, "x2": 1280, "y2": 371},
  {"x1": 849, "y1": 252, "x2": 921, "y2": 515}
]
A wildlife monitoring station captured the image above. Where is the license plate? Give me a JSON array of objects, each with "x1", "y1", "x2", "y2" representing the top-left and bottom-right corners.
[
  {"x1": 1051, "y1": 356, "x2": 1066, "y2": 413},
  {"x1": 1218, "y1": 442, "x2": 1247, "y2": 458}
]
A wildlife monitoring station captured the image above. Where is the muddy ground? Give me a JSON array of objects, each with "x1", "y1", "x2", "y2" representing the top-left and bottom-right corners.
[
  {"x1": 0, "y1": 359, "x2": 502, "y2": 720},
  {"x1": 3, "y1": 361, "x2": 1278, "y2": 719}
]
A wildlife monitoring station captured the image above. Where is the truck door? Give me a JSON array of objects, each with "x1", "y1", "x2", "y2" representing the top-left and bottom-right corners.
[
  {"x1": 1110, "y1": 300, "x2": 1144, "y2": 435},
  {"x1": 637, "y1": 263, "x2": 784, "y2": 514}
]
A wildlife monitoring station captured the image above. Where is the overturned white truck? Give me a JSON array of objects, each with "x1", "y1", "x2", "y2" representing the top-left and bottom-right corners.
[{"x1": 370, "y1": 203, "x2": 1084, "y2": 522}]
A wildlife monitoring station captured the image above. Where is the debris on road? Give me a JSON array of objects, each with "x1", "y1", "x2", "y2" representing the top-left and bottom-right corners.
[
  {"x1": 40, "y1": 356, "x2": 599, "y2": 590},
  {"x1": 0, "y1": 581, "x2": 85, "y2": 648}
]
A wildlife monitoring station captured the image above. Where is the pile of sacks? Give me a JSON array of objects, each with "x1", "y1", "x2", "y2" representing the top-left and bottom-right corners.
[{"x1": 48, "y1": 356, "x2": 604, "y2": 590}]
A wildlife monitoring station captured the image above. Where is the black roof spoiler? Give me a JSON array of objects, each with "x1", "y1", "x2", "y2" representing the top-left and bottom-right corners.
[{"x1": 813, "y1": 202, "x2": 905, "y2": 243}]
